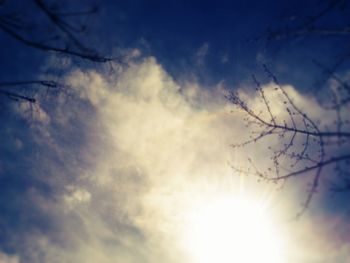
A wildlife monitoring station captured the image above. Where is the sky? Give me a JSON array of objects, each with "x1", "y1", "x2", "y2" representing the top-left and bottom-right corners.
[{"x1": 0, "y1": 1, "x2": 350, "y2": 263}]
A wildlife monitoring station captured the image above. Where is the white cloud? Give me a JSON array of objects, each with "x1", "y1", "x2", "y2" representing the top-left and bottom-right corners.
[
  {"x1": 63, "y1": 185, "x2": 91, "y2": 210},
  {"x1": 0, "y1": 252, "x2": 19, "y2": 263},
  {"x1": 195, "y1": 42, "x2": 209, "y2": 66},
  {"x1": 14, "y1": 102, "x2": 50, "y2": 125},
  {"x1": 7, "y1": 57, "x2": 347, "y2": 263},
  {"x1": 221, "y1": 53, "x2": 229, "y2": 64}
]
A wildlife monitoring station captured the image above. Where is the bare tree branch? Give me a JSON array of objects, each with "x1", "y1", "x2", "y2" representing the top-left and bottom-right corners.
[
  {"x1": 0, "y1": 0, "x2": 117, "y2": 62},
  {"x1": 228, "y1": 63, "x2": 350, "y2": 215}
]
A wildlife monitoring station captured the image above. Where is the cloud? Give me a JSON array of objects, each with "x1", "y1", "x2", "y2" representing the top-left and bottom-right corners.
[
  {"x1": 0, "y1": 56, "x2": 348, "y2": 263},
  {"x1": 286, "y1": 213, "x2": 350, "y2": 263},
  {"x1": 194, "y1": 42, "x2": 209, "y2": 66},
  {"x1": 221, "y1": 53, "x2": 229, "y2": 64},
  {"x1": 0, "y1": 252, "x2": 19, "y2": 263},
  {"x1": 61, "y1": 57, "x2": 244, "y2": 261}
]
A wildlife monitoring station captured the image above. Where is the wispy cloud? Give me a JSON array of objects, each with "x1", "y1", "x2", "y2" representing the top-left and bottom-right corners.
[
  {"x1": 0, "y1": 56, "x2": 348, "y2": 263},
  {"x1": 0, "y1": 252, "x2": 19, "y2": 263},
  {"x1": 195, "y1": 43, "x2": 209, "y2": 66}
]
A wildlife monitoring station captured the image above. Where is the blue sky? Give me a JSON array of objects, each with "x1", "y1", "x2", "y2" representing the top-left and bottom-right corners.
[
  {"x1": 1, "y1": 1, "x2": 350, "y2": 263},
  {"x1": 2, "y1": 0, "x2": 347, "y2": 86}
]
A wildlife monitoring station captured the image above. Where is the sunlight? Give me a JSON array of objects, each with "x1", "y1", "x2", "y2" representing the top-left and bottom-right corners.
[{"x1": 184, "y1": 195, "x2": 285, "y2": 263}]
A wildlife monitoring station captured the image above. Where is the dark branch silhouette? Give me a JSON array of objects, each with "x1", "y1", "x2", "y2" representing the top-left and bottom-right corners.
[
  {"x1": 228, "y1": 64, "x2": 350, "y2": 217},
  {"x1": 265, "y1": 0, "x2": 349, "y2": 40},
  {"x1": 230, "y1": 0, "x2": 350, "y2": 216},
  {"x1": 0, "y1": 80, "x2": 68, "y2": 103},
  {"x1": 0, "y1": 0, "x2": 117, "y2": 103},
  {"x1": 0, "y1": 0, "x2": 112, "y2": 62}
]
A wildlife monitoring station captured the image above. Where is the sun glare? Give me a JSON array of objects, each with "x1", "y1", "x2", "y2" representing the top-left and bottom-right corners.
[{"x1": 184, "y1": 196, "x2": 285, "y2": 263}]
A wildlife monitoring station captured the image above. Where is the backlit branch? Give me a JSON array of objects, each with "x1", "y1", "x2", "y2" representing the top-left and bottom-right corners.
[
  {"x1": 0, "y1": 0, "x2": 115, "y2": 62},
  {"x1": 228, "y1": 66, "x2": 350, "y2": 215},
  {"x1": 0, "y1": 80, "x2": 67, "y2": 103}
]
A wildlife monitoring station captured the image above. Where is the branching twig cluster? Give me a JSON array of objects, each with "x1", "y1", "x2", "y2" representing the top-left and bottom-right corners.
[
  {"x1": 0, "y1": 0, "x2": 111, "y2": 62},
  {"x1": 266, "y1": 0, "x2": 350, "y2": 40},
  {"x1": 0, "y1": 0, "x2": 115, "y2": 104},
  {"x1": 227, "y1": 65, "x2": 350, "y2": 217},
  {"x1": 0, "y1": 80, "x2": 69, "y2": 103},
  {"x1": 234, "y1": 0, "x2": 350, "y2": 216}
]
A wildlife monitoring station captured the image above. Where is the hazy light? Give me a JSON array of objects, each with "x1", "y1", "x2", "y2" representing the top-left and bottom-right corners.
[{"x1": 184, "y1": 196, "x2": 285, "y2": 263}]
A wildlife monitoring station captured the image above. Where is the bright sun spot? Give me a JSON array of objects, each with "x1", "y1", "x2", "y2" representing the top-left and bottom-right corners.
[{"x1": 184, "y1": 196, "x2": 285, "y2": 263}]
